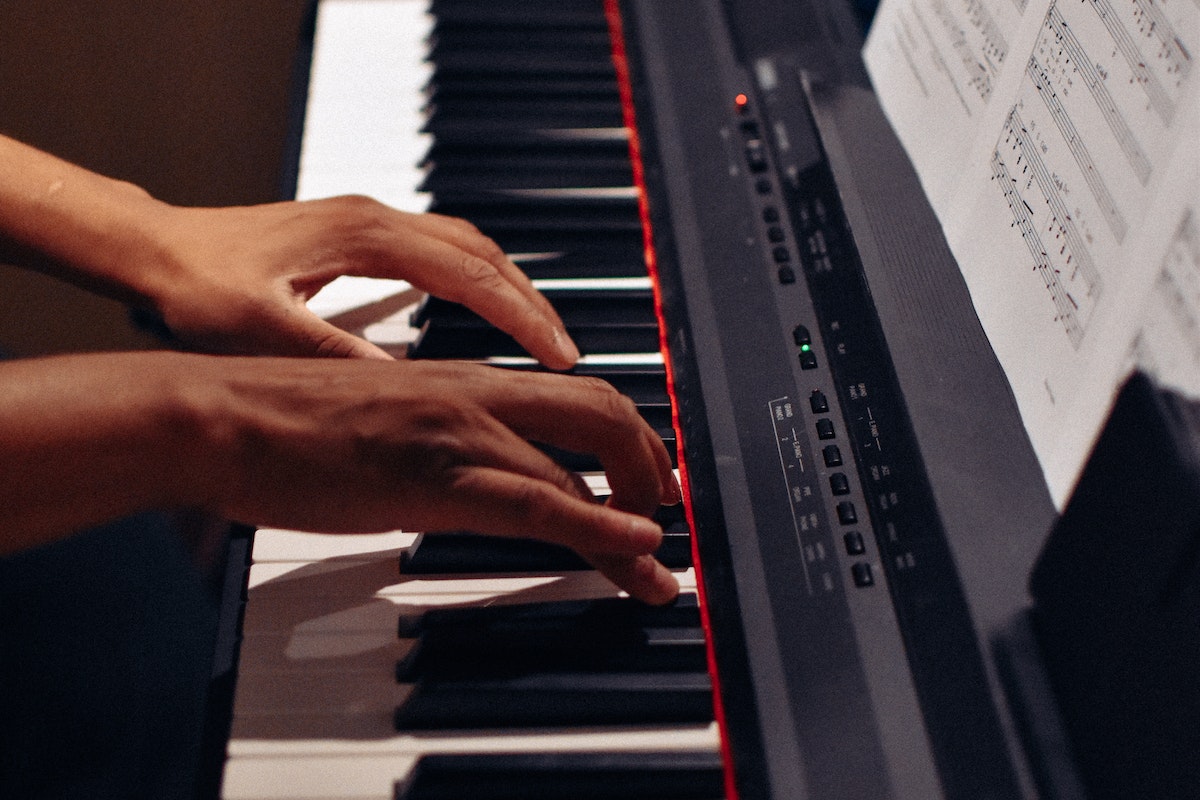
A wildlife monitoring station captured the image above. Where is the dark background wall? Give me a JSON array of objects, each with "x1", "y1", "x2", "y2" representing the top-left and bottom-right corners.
[{"x1": 0, "y1": 1, "x2": 310, "y2": 356}]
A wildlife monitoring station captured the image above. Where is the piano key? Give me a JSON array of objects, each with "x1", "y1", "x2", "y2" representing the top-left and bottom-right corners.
[
  {"x1": 295, "y1": 0, "x2": 433, "y2": 211},
  {"x1": 392, "y1": 671, "x2": 714, "y2": 730},
  {"x1": 398, "y1": 529, "x2": 692, "y2": 574},
  {"x1": 426, "y1": 27, "x2": 614, "y2": 59},
  {"x1": 509, "y1": 249, "x2": 648, "y2": 280},
  {"x1": 395, "y1": 623, "x2": 706, "y2": 681},
  {"x1": 411, "y1": 284, "x2": 653, "y2": 328},
  {"x1": 399, "y1": 502, "x2": 690, "y2": 574},
  {"x1": 427, "y1": 3, "x2": 610, "y2": 30},
  {"x1": 409, "y1": 289, "x2": 658, "y2": 359},
  {"x1": 399, "y1": 593, "x2": 701, "y2": 638},
  {"x1": 223, "y1": 726, "x2": 721, "y2": 800},
  {"x1": 393, "y1": 750, "x2": 726, "y2": 800},
  {"x1": 420, "y1": 158, "x2": 632, "y2": 193},
  {"x1": 425, "y1": 99, "x2": 623, "y2": 131}
]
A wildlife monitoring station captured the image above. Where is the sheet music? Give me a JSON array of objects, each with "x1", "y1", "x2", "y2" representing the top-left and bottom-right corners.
[{"x1": 865, "y1": 0, "x2": 1199, "y2": 505}]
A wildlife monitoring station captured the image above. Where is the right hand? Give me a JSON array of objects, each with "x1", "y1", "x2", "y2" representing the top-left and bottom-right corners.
[{"x1": 181, "y1": 356, "x2": 682, "y2": 603}]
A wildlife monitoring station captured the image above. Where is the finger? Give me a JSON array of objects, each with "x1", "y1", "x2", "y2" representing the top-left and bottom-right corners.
[
  {"x1": 479, "y1": 372, "x2": 673, "y2": 515},
  {"x1": 375, "y1": 220, "x2": 579, "y2": 369},
  {"x1": 585, "y1": 552, "x2": 681, "y2": 605},
  {"x1": 263, "y1": 304, "x2": 395, "y2": 360},
  {"x1": 403, "y1": 212, "x2": 560, "y2": 322},
  {"x1": 440, "y1": 466, "x2": 664, "y2": 557}
]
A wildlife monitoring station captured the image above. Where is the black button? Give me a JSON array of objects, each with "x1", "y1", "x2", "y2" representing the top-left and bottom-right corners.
[
  {"x1": 772, "y1": 246, "x2": 791, "y2": 263},
  {"x1": 793, "y1": 325, "x2": 812, "y2": 346},
  {"x1": 852, "y1": 562, "x2": 874, "y2": 587},
  {"x1": 816, "y1": 418, "x2": 836, "y2": 439},
  {"x1": 830, "y1": 473, "x2": 850, "y2": 495},
  {"x1": 822, "y1": 444, "x2": 842, "y2": 466},
  {"x1": 844, "y1": 531, "x2": 865, "y2": 555},
  {"x1": 763, "y1": 207, "x2": 780, "y2": 223},
  {"x1": 767, "y1": 226, "x2": 785, "y2": 243},
  {"x1": 756, "y1": 178, "x2": 773, "y2": 194},
  {"x1": 799, "y1": 350, "x2": 817, "y2": 369},
  {"x1": 810, "y1": 391, "x2": 829, "y2": 413},
  {"x1": 778, "y1": 266, "x2": 796, "y2": 285},
  {"x1": 746, "y1": 139, "x2": 768, "y2": 172},
  {"x1": 837, "y1": 501, "x2": 857, "y2": 524}
]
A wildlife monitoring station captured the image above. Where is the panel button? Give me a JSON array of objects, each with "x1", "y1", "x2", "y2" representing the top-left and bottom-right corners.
[
  {"x1": 792, "y1": 325, "x2": 812, "y2": 346},
  {"x1": 799, "y1": 350, "x2": 818, "y2": 370},
  {"x1": 852, "y1": 562, "x2": 874, "y2": 587},
  {"x1": 778, "y1": 266, "x2": 796, "y2": 285},
  {"x1": 762, "y1": 207, "x2": 780, "y2": 223},
  {"x1": 767, "y1": 226, "x2": 786, "y2": 243},
  {"x1": 745, "y1": 139, "x2": 769, "y2": 172},
  {"x1": 830, "y1": 473, "x2": 850, "y2": 495},
  {"x1": 756, "y1": 178, "x2": 773, "y2": 195},
  {"x1": 836, "y1": 501, "x2": 857, "y2": 524},
  {"x1": 822, "y1": 444, "x2": 842, "y2": 466},
  {"x1": 772, "y1": 246, "x2": 791, "y2": 263},
  {"x1": 809, "y1": 391, "x2": 829, "y2": 413},
  {"x1": 816, "y1": 418, "x2": 836, "y2": 439},
  {"x1": 843, "y1": 531, "x2": 865, "y2": 555}
]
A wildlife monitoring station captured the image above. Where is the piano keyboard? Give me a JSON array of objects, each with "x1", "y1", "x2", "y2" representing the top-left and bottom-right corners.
[{"x1": 220, "y1": 1, "x2": 725, "y2": 797}]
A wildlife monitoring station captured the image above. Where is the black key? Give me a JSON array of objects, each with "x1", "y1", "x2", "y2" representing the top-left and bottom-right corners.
[
  {"x1": 394, "y1": 750, "x2": 726, "y2": 800},
  {"x1": 399, "y1": 530, "x2": 691, "y2": 575},
  {"x1": 422, "y1": 138, "x2": 631, "y2": 168},
  {"x1": 408, "y1": 322, "x2": 659, "y2": 360},
  {"x1": 392, "y1": 671, "x2": 714, "y2": 729},
  {"x1": 421, "y1": 160, "x2": 632, "y2": 193},
  {"x1": 430, "y1": 7, "x2": 608, "y2": 31},
  {"x1": 501, "y1": 362, "x2": 669, "y2": 405},
  {"x1": 425, "y1": 98, "x2": 624, "y2": 131},
  {"x1": 425, "y1": 75, "x2": 620, "y2": 103},
  {"x1": 409, "y1": 291, "x2": 660, "y2": 359},
  {"x1": 420, "y1": 125, "x2": 629, "y2": 151},
  {"x1": 396, "y1": 624, "x2": 707, "y2": 681},
  {"x1": 427, "y1": 28, "x2": 614, "y2": 60},
  {"x1": 400, "y1": 504, "x2": 691, "y2": 575},
  {"x1": 399, "y1": 593, "x2": 701, "y2": 638},
  {"x1": 411, "y1": 288, "x2": 655, "y2": 332},
  {"x1": 488, "y1": 230, "x2": 644, "y2": 260},
  {"x1": 426, "y1": 200, "x2": 641, "y2": 236},
  {"x1": 509, "y1": 249, "x2": 647, "y2": 280}
]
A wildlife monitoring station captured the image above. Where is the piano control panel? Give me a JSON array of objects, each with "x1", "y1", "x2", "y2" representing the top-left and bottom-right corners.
[{"x1": 622, "y1": 0, "x2": 1027, "y2": 796}]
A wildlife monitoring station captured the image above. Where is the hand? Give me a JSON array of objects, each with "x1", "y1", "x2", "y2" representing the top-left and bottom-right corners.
[
  {"x1": 205, "y1": 357, "x2": 681, "y2": 603},
  {"x1": 0, "y1": 353, "x2": 680, "y2": 603},
  {"x1": 141, "y1": 196, "x2": 580, "y2": 367},
  {"x1": 0, "y1": 136, "x2": 576, "y2": 368}
]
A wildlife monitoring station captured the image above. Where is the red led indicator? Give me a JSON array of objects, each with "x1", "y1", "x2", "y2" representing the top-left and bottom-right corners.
[{"x1": 734, "y1": 92, "x2": 749, "y2": 111}]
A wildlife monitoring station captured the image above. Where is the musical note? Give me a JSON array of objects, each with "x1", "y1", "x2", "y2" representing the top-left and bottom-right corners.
[
  {"x1": 1026, "y1": 56, "x2": 1128, "y2": 241},
  {"x1": 991, "y1": 110, "x2": 1104, "y2": 348},
  {"x1": 1086, "y1": 0, "x2": 1179, "y2": 123},
  {"x1": 1042, "y1": 5, "x2": 1153, "y2": 185}
]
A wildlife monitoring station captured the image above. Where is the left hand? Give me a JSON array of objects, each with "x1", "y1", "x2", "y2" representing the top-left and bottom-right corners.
[{"x1": 139, "y1": 195, "x2": 580, "y2": 367}]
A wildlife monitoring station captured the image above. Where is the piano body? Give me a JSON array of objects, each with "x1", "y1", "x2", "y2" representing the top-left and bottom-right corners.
[{"x1": 216, "y1": 0, "x2": 1069, "y2": 798}]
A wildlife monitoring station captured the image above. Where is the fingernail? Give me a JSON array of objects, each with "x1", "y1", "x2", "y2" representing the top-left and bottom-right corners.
[
  {"x1": 663, "y1": 477, "x2": 683, "y2": 505},
  {"x1": 554, "y1": 328, "x2": 580, "y2": 365}
]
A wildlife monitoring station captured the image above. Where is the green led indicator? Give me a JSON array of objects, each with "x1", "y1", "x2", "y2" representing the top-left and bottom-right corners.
[{"x1": 800, "y1": 344, "x2": 811, "y2": 352}]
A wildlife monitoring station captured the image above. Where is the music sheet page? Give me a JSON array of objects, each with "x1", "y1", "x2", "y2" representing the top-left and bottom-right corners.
[{"x1": 864, "y1": 0, "x2": 1200, "y2": 505}]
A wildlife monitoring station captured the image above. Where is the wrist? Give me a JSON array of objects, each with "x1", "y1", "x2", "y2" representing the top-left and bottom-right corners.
[
  {"x1": 0, "y1": 135, "x2": 175, "y2": 307},
  {"x1": 0, "y1": 352, "x2": 226, "y2": 553}
]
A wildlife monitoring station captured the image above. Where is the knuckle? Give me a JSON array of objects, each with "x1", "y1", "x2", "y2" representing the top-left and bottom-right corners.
[
  {"x1": 589, "y1": 382, "x2": 641, "y2": 425},
  {"x1": 312, "y1": 331, "x2": 362, "y2": 359},
  {"x1": 456, "y1": 254, "x2": 507, "y2": 293}
]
